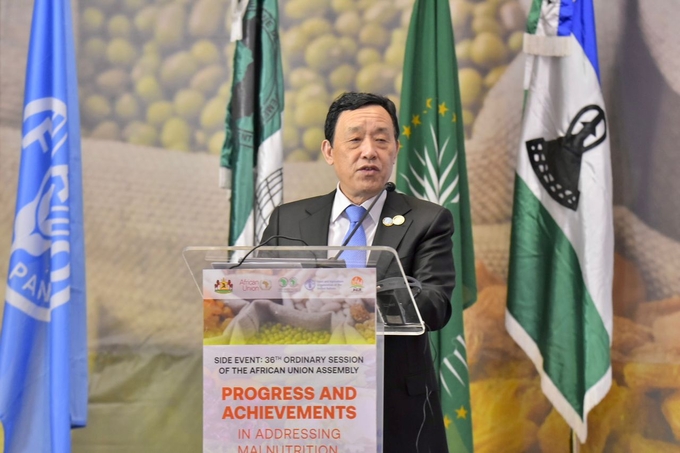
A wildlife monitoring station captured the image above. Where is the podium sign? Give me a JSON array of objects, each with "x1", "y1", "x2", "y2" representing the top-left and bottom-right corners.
[
  {"x1": 202, "y1": 267, "x2": 379, "y2": 453},
  {"x1": 184, "y1": 246, "x2": 425, "y2": 452},
  {"x1": 184, "y1": 246, "x2": 426, "y2": 336}
]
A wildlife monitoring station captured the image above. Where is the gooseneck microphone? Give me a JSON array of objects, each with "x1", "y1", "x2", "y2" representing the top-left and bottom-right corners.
[
  {"x1": 231, "y1": 235, "x2": 310, "y2": 269},
  {"x1": 332, "y1": 181, "x2": 396, "y2": 261}
]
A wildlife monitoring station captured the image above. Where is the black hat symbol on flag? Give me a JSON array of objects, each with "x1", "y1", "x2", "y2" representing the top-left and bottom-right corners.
[{"x1": 525, "y1": 104, "x2": 607, "y2": 211}]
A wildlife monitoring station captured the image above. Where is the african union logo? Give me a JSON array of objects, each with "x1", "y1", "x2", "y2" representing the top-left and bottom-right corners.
[
  {"x1": 525, "y1": 105, "x2": 607, "y2": 211},
  {"x1": 5, "y1": 98, "x2": 72, "y2": 322},
  {"x1": 260, "y1": 280, "x2": 271, "y2": 290}
]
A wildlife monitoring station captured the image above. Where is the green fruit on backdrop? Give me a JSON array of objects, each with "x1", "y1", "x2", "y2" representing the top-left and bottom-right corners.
[{"x1": 77, "y1": 0, "x2": 524, "y2": 157}]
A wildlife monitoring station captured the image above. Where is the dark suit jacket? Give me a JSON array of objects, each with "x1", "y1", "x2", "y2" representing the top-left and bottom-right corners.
[{"x1": 261, "y1": 190, "x2": 455, "y2": 453}]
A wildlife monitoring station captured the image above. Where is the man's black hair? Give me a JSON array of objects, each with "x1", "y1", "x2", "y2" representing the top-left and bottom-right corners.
[{"x1": 323, "y1": 92, "x2": 400, "y2": 145}]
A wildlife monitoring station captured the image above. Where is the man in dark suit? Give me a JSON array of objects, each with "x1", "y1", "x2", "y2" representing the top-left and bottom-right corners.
[{"x1": 261, "y1": 92, "x2": 454, "y2": 453}]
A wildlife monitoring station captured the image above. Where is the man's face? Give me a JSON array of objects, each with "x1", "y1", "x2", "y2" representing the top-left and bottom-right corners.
[{"x1": 321, "y1": 105, "x2": 398, "y2": 205}]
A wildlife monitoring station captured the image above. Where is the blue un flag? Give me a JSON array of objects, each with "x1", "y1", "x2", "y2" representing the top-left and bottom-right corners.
[{"x1": 0, "y1": 0, "x2": 88, "y2": 451}]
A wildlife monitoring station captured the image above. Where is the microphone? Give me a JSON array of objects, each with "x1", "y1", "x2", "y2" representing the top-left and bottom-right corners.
[
  {"x1": 230, "y1": 235, "x2": 310, "y2": 269},
  {"x1": 259, "y1": 234, "x2": 310, "y2": 248},
  {"x1": 333, "y1": 182, "x2": 396, "y2": 261}
]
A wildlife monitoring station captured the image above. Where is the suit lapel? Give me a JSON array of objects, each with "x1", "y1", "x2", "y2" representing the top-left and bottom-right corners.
[
  {"x1": 295, "y1": 191, "x2": 413, "y2": 269},
  {"x1": 299, "y1": 191, "x2": 335, "y2": 246},
  {"x1": 374, "y1": 192, "x2": 412, "y2": 251},
  {"x1": 371, "y1": 192, "x2": 412, "y2": 273}
]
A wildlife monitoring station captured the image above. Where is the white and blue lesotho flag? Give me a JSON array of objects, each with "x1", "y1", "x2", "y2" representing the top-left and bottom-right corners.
[
  {"x1": 506, "y1": 0, "x2": 613, "y2": 444},
  {"x1": 0, "y1": 1, "x2": 87, "y2": 452}
]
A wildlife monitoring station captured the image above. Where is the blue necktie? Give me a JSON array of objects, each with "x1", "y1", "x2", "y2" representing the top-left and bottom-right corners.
[{"x1": 342, "y1": 205, "x2": 367, "y2": 268}]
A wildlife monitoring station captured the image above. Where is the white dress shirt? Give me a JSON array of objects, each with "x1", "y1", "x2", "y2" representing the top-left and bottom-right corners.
[{"x1": 327, "y1": 184, "x2": 387, "y2": 253}]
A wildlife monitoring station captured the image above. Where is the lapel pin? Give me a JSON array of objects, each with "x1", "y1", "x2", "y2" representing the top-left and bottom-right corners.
[
  {"x1": 382, "y1": 217, "x2": 394, "y2": 227},
  {"x1": 392, "y1": 215, "x2": 405, "y2": 226}
]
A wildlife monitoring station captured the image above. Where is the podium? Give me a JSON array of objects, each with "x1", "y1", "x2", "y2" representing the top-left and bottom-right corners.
[{"x1": 184, "y1": 245, "x2": 425, "y2": 453}]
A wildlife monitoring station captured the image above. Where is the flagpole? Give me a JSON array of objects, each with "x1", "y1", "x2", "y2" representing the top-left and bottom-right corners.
[{"x1": 571, "y1": 430, "x2": 581, "y2": 453}]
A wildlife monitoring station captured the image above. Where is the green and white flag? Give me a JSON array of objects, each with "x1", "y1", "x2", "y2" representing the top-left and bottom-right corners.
[
  {"x1": 221, "y1": 0, "x2": 284, "y2": 246},
  {"x1": 506, "y1": 0, "x2": 613, "y2": 443},
  {"x1": 397, "y1": 0, "x2": 477, "y2": 451}
]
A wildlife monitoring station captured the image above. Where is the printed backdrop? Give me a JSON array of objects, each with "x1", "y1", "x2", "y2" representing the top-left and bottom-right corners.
[{"x1": 0, "y1": 0, "x2": 679, "y2": 451}]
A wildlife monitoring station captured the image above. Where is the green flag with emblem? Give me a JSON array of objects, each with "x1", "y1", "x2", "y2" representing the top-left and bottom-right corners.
[
  {"x1": 396, "y1": 0, "x2": 477, "y2": 451},
  {"x1": 221, "y1": 0, "x2": 284, "y2": 246},
  {"x1": 506, "y1": 0, "x2": 613, "y2": 443}
]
